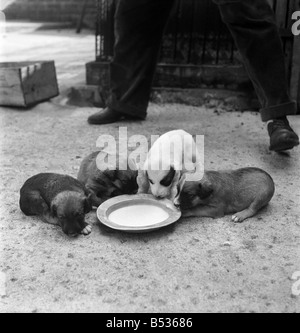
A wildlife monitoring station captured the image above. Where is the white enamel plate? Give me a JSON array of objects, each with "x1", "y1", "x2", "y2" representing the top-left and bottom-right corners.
[{"x1": 97, "y1": 194, "x2": 182, "y2": 232}]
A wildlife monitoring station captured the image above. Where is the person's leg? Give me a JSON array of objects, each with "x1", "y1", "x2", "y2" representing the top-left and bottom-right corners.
[
  {"x1": 88, "y1": 0, "x2": 174, "y2": 125},
  {"x1": 214, "y1": 0, "x2": 299, "y2": 151}
]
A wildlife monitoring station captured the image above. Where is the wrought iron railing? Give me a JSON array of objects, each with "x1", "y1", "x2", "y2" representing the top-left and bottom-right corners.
[
  {"x1": 91, "y1": 0, "x2": 299, "y2": 105},
  {"x1": 95, "y1": 0, "x2": 295, "y2": 67}
]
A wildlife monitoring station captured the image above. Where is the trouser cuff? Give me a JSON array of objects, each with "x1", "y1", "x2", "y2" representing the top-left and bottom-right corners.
[
  {"x1": 107, "y1": 96, "x2": 147, "y2": 120},
  {"x1": 260, "y1": 101, "x2": 297, "y2": 122}
]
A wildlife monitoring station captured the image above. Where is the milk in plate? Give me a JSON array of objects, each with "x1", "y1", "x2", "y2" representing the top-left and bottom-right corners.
[{"x1": 108, "y1": 204, "x2": 169, "y2": 227}]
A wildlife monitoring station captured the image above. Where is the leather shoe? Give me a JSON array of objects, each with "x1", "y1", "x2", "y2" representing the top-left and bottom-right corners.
[
  {"x1": 88, "y1": 108, "x2": 125, "y2": 125},
  {"x1": 268, "y1": 118, "x2": 299, "y2": 152}
]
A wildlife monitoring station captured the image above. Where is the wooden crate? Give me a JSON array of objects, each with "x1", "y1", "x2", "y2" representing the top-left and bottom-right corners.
[{"x1": 0, "y1": 61, "x2": 59, "y2": 107}]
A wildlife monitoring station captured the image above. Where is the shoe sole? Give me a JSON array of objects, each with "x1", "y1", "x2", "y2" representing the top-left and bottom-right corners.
[
  {"x1": 88, "y1": 118, "x2": 123, "y2": 125},
  {"x1": 269, "y1": 140, "x2": 299, "y2": 152},
  {"x1": 87, "y1": 115, "x2": 144, "y2": 125}
]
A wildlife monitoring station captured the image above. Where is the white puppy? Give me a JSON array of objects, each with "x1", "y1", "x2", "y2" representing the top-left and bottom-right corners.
[{"x1": 137, "y1": 129, "x2": 203, "y2": 206}]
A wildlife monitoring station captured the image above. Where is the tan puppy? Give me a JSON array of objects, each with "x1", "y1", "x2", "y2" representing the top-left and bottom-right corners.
[
  {"x1": 77, "y1": 151, "x2": 138, "y2": 207},
  {"x1": 137, "y1": 129, "x2": 202, "y2": 205},
  {"x1": 20, "y1": 173, "x2": 92, "y2": 236},
  {"x1": 179, "y1": 167, "x2": 275, "y2": 222}
]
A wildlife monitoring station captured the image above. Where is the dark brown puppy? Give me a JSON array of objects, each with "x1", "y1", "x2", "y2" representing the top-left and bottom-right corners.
[
  {"x1": 179, "y1": 167, "x2": 275, "y2": 222},
  {"x1": 77, "y1": 151, "x2": 138, "y2": 207},
  {"x1": 20, "y1": 173, "x2": 92, "y2": 236}
]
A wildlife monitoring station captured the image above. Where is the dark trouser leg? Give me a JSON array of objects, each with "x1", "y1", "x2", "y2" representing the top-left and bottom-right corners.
[
  {"x1": 107, "y1": 0, "x2": 174, "y2": 119},
  {"x1": 213, "y1": 0, "x2": 297, "y2": 122}
]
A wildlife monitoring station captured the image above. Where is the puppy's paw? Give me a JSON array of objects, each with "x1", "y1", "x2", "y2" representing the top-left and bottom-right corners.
[
  {"x1": 231, "y1": 214, "x2": 242, "y2": 223},
  {"x1": 232, "y1": 208, "x2": 255, "y2": 223},
  {"x1": 81, "y1": 224, "x2": 92, "y2": 235},
  {"x1": 172, "y1": 197, "x2": 180, "y2": 209},
  {"x1": 231, "y1": 211, "x2": 248, "y2": 223}
]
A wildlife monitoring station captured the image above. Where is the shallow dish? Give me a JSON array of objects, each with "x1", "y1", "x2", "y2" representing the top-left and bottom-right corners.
[{"x1": 97, "y1": 194, "x2": 182, "y2": 232}]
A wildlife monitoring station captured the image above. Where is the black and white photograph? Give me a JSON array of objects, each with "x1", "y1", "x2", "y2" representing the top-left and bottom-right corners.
[{"x1": 0, "y1": 0, "x2": 300, "y2": 315}]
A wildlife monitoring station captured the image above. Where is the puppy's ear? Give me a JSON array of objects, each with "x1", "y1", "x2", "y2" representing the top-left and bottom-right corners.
[
  {"x1": 83, "y1": 194, "x2": 92, "y2": 213},
  {"x1": 160, "y1": 166, "x2": 176, "y2": 187},
  {"x1": 198, "y1": 181, "x2": 213, "y2": 200},
  {"x1": 50, "y1": 203, "x2": 57, "y2": 217},
  {"x1": 136, "y1": 168, "x2": 149, "y2": 194}
]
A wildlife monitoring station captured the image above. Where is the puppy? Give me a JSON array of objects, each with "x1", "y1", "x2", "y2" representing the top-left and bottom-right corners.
[
  {"x1": 20, "y1": 173, "x2": 92, "y2": 236},
  {"x1": 137, "y1": 129, "x2": 202, "y2": 204},
  {"x1": 179, "y1": 167, "x2": 275, "y2": 222},
  {"x1": 77, "y1": 151, "x2": 139, "y2": 207}
]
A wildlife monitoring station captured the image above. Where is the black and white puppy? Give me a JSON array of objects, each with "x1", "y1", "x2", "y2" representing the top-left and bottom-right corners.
[
  {"x1": 179, "y1": 167, "x2": 275, "y2": 222},
  {"x1": 20, "y1": 173, "x2": 92, "y2": 236},
  {"x1": 137, "y1": 129, "x2": 202, "y2": 205}
]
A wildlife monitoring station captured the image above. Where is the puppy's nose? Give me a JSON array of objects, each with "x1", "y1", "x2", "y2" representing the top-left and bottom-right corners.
[{"x1": 156, "y1": 195, "x2": 164, "y2": 199}]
